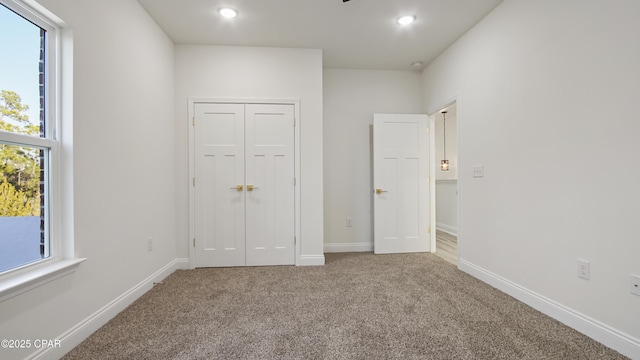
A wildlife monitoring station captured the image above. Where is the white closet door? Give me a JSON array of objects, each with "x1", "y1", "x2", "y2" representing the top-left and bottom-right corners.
[
  {"x1": 373, "y1": 114, "x2": 430, "y2": 254},
  {"x1": 194, "y1": 103, "x2": 246, "y2": 267},
  {"x1": 245, "y1": 104, "x2": 295, "y2": 266}
]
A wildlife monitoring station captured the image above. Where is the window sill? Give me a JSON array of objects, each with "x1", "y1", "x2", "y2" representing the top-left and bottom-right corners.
[{"x1": 0, "y1": 258, "x2": 86, "y2": 302}]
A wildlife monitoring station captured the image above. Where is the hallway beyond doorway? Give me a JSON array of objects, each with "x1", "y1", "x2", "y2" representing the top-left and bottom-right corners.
[{"x1": 435, "y1": 230, "x2": 457, "y2": 265}]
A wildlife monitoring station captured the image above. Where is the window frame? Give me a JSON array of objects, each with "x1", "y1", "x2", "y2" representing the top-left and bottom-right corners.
[{"x1": 0, "y1": 0, "x2": 82, "y2": 302}]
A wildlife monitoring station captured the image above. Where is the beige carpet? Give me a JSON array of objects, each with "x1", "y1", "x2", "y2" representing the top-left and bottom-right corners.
[{"x1": 63, "y1": 253, "x2": 627, "y2": 359}]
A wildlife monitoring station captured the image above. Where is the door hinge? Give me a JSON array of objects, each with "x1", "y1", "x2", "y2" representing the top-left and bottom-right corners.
[
  {"x1": 294, "y1": 177, "x2": 296, "y2": 186},
  {"x1": 294, "y1": 236, "x2": 296, "y2": 245},
  {"x1": 427, "y1": 177, "x2": 430, "y2": 184},
  {"x1": 192, "y1": 116, "x2": 195, "y2": 126},
  {"x1": 193, "y1": 177, "x2": 195, "y2": 187},
  {"x1": 428, "y1": 226, "x2": 431, "y2": 234},
  {"x1": 426, "y1": 127, "x2": 430, "y2": 134},
  {"x1": 293, "y1": 117, "x2": 296, "y2": 127},
  {"x1": 193, "y1": 238, "x2": 195, "y2": 247}
]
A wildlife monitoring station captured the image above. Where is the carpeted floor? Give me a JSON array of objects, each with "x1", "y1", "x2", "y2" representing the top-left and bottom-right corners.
[{"x1": 63, "y1": 252, "x2": 627, "y2": 359}]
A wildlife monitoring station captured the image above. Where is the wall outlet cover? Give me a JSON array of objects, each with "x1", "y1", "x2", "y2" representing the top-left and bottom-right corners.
[
  {"x1": 472, "y1": 165, "x2": 484, "y2": 178},
  {"x1": 577, "y1": 259, "x2": 590, "y2": 280}
]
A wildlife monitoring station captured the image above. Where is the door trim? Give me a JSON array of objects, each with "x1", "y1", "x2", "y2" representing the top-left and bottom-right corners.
[
  {"x1": 187, "y1": 98, "x2": 301, "y2": 268},
  {"x1": 429, "y1": 113, "x2": 437, "y2": 253}
]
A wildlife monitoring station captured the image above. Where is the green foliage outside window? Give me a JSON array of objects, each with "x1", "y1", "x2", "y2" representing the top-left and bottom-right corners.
[{"x1": 0, "y1": 89, "x2": 40, "y2": 216}]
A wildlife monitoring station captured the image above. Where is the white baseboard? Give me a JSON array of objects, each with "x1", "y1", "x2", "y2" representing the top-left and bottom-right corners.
[
  {"x1": 435, "y1": 222, "x2": 457, "y2": 236},
  {"x1": 174, "y1": 258, "x2": 190, "y2": 270},
  {"x1": 459, "y1": 259, "x2": 640, "y2": 359},
  {"x1": 31, "y1": 258, "x2": 190, "y2": 360},
  {"x1": 298, "y1": 254, "x2": 325, "y2": 266},
  {"x1": 324, "y1": 242, "x2": 373, "y2": 253}
]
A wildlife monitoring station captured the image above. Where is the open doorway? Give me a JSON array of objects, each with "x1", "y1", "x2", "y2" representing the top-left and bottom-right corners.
[{"x1": 433, "y1": 103, "x2": 458, "y2": 265}]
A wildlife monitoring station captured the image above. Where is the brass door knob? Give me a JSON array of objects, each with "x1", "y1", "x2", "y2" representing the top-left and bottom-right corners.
[
  {"x1": 375, "y1": 188, "x2": 388, "y2": 195},
  {"x1": 247, "y1": 184, "x2": 259, "y2": 191},
  {"x1": 230, "y1": 185, "x2": 243, "y2": 191}
]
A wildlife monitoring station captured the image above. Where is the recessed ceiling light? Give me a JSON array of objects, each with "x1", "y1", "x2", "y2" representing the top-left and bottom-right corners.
[
  {"x1": 218, "y1": 8, "x2": 238, "y2": 19},
  {"x1": 397, "y1": 15, "x2": 416, "y2": 26},
  {"x1": 411, "y1": 61, "x2": 424, "y2": 69}
]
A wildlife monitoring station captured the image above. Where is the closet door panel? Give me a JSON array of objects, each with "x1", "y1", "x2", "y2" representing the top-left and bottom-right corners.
[
  {"x1": 245, "y1": 104, "x2": 295, "y2": 266},
  {"x1": 194, "y1": 103, "x2": 246, "y2": 267}
]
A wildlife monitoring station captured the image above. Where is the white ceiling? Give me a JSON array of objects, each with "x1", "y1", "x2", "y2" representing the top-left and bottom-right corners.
[{"x1": 137, "y1": 0, "x2": 503, "y2": 71}]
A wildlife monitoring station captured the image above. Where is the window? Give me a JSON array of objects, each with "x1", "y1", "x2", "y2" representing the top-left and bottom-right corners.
[
  {"x1": 0, "y1": 0, "x2": 80, "y2": 300},
  {"x1": 0, "y1": 1, "x2": 50, "y2": 274}
]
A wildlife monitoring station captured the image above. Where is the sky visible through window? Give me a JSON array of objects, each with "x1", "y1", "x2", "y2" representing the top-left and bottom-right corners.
[
  {"x1": 0, "y1": 4, "x2": 44, "y2": 272},
  {"x1": 0, "y1": 4, "x2": 41, "y2": 126}
]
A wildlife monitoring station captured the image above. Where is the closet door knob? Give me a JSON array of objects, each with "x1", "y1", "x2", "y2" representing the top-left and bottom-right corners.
[
  {"x1": 230, "y1": 185, "x2": 243, "y2": 191},
  {"x1": 247, "y1": 184, "x2": 259, "y2": 191}
]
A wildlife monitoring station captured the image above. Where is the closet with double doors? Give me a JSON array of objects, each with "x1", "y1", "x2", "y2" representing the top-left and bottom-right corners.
[{"x1": 192, "y1": 102, "x2": 295, "y2": 267}]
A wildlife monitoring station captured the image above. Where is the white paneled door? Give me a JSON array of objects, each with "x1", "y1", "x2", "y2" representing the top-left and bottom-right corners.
[
  {"x1": 245, "y1": 104, "x2": 295, "y2": 266},
  {"x1": 194, "y1": 103, "x2": 295, "y2": 267},
  {"x1": 373, "y1": 114, "x2": 430, "y2": 254},
  {"x1": 194, "y1": 103, "x2": 245, "y2": 267}
]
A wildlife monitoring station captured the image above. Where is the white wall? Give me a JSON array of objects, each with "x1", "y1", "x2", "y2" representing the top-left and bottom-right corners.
[
  {"x1": 435, "y1": 181, "x2": 457, "y2": 235},
  {"x1": 422, "y1": 0, "x2": 640, "y2": 356},
  {"x1": 0, "y1": 0, "x2": 177, "y2": 359},
  {"x1": 323, "y1": 69, "x2": 423, "y2": 252},
  {"x1": 174, "y1": 45, "x2": 324, "y2": 264}
]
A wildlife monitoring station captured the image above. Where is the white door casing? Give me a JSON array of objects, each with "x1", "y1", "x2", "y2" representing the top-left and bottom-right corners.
[
  {"x1": 193, "y1": 102, "x2": 295, "y2": 267},
  {"x1": 373, "y1": 114, "x2": 430, "y2": 254}
]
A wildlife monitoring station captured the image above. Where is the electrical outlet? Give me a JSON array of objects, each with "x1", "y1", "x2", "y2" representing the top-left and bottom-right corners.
[
  {"x1": 147, "y1": 237, "x2": 153, "y2": 252},
  {"x1": 346, "y1": 218, "x2": 353, "y2": 227},
  {"x1": 577, "y1": 259, "x2": 590, "y2": 280},
  {"x1": 472, "y1": 165, "x2": 484, "y2": 178},
  {"x1": 631, "y1": 274, "x2": 640, "y2": 296}
]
